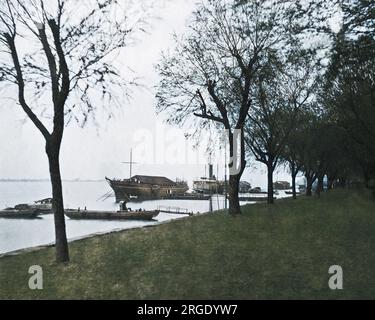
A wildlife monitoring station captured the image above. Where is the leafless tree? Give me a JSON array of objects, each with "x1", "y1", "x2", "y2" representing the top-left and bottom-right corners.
[
  {"x1": 245, "y1": 55, "x2": 316, "y2": 203},
  {"x1": 156, "y1": 0, "x2": 300, "y2": 214},
  {"x1": 0, "y1": 0, "x2": 155, "y2": 262}
]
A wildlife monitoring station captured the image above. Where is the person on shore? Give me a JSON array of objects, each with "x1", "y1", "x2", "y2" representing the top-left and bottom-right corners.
[{"x1": 120, "y1": 201, "x2": 128, "y2": 211}]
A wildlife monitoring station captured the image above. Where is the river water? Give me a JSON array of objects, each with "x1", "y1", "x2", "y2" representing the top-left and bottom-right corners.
[{"x1": 0, "y1": 180, "x2": 263, "y2": 254}]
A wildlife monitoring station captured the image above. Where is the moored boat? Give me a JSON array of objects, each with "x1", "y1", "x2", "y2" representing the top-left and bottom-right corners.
[
  {"x1": 106, "y1": 176, "x2": 189, "y2": 202},
  {"x1": 65, "y1": 209, "x2": 160, "y2": 221},
  {"x1": 14, "y1": 198, "x2": 53, "y2": 215},
  {"x1": 0, "y1": 208, "x2": 40, "y2": 219}
]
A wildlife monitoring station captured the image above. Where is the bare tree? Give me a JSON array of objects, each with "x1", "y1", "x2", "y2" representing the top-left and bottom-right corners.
[
  {"x1": 156, "y1": 0, "x2": 299, "y2": 214},
  {"x1": 0, "y1": 0, "x2": 154, "y2": 262},
  {"x1": 281, "y1": 110, "x2": 309, "y2": 200},
  {"x1": 245, "y1": 55, "x2": 316, "y2": 203}
]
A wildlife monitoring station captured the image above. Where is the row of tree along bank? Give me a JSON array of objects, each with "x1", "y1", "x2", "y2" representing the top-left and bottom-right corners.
[{"x1": 156, "y1": 0, "x2": 375, "y2": 208}]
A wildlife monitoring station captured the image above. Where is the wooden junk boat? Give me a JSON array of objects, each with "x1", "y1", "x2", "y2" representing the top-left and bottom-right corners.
[{"x1": 105, "y1": 175, "x2": 189, "y2": 202}]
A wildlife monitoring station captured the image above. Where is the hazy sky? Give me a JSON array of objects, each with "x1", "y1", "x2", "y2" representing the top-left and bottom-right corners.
[{"x1": 0, "y1": 0, "x2": 310, "y2": 189}]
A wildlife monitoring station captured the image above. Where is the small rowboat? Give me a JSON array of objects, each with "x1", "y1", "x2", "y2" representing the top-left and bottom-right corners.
[
  {"x1": 65, "y1": 209, "x2": 160, "y2": 221},
  {"x1": 0, "y1": 208, "x2": 40, "y2": 219}
]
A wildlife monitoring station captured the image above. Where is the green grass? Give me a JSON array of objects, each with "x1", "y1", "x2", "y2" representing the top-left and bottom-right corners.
[{"x1": 1, "y1": 189, "x2": 375, "y2": 299}]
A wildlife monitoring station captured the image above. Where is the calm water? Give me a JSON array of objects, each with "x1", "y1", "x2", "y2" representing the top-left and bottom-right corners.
[{"x1": 0, "y1": 181, "x2": 258, "y2": 254}]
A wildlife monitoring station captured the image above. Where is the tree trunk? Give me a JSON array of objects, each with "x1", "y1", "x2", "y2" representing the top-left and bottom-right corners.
[
  {"x1": 267, "y1": 164, "x2": 274, "y2": 204},
  {"x1": 316, "y1": 174, "x2": 324, "y2": 197},
  {"x1": 227, "y1": 129, "x2": 246, "y2": 215},
  {"x1": 338, "y1": 177, "x2": 347, "y2": 188},
  {"x1": 46, "y1": 141, "x2": 69, "y2": 263},
  {"x1": 291, "y1": 162, "x2": 297, "y2": 200},
  {"x1": 327, "y1": 175, "x2": 335, "y2": 190},
  {"x1": 319, "y1": 175, "x2": 324, "y2": 191},
  {"x1": 228, "y1": 174, "x2": 241, "y2": 214},
  {"x1": 306, "y1": 176, "x2": 314, "y2": 197}
]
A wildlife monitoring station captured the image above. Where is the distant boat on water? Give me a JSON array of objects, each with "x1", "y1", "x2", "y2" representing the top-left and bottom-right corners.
[
  {"x1": 13, "y1": 198, "x2": 52, "y2": 215},
  {"x1": 0, "y1": 198, "x2": 52, "y2": 219},
  {"x1": 0, "y1": 208, "x2": 40, "y2": 219},
  {"x1": 192, "y1": 164, "x2": 224, "y2": 194}
]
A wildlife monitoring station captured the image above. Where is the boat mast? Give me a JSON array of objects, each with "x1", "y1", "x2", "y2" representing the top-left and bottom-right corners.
[
  {"x1": 130, "y1": 149, "x2": 132, "y2": 179},
  {"x1": 122, "y1": 148, "x2": 137, "y2": 179}
]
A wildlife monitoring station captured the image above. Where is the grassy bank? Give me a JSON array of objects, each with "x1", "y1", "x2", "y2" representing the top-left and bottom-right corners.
[{"x1": 1, "y1": 189, "x2": 375, "y2": 299}]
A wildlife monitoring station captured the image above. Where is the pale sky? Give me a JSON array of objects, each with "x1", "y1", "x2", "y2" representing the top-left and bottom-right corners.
[{"x1": 0, "y1": 0, "x2": 308, "y2": 189}]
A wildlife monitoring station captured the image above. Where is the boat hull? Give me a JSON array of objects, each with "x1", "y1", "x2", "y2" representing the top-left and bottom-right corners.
[
  {"x1": 14, "y1": 202, "x2": 52, "y2": 215},
  {"x1": 65, "y1": 209, "x2": 160, "y2": 221},
  {"x1": 106, "y1": 178, "x2": 189, "y2": 202},
  {"x1": 0, "y1": 209, "x2": 40, "y2": 219}
]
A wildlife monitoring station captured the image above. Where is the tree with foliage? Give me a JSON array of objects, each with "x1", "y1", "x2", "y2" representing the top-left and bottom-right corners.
[
  {"x1": 281, "y1": 109, "x2": 312, "y2": 199},
  {"x1": 245, "y1": 55, "x2": 315, "y2": 203},
  {"x1": 282, "y1": 109, "x2": 322, "y2": 197},
  {"x1": 0, "y1": 0, "x2": 154, "y2": 262},
  {"x1": 156, "y1": 0, "x2": 301, "y2": 214},
  {"x1": 287, "y1": 0, "x2": 375, "y2": 194},
  {"x1": 340, "y1": 0, "x2": 374, "y2": 38},
  {"x1": 322, "y1": 34, "x2": 375, "y2": 191}
]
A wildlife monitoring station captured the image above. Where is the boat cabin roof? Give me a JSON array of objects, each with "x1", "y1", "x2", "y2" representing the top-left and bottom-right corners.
[
  {"x1": 131, "y1": 175, "x2": 176, "y2": 186},
  {"x1": 35, "y1": 198, "x2": 53, "y2": 204}
]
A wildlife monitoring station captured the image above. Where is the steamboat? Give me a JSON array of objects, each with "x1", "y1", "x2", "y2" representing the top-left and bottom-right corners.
[{"x1": 192, "y1": 164, "x2": 252, "y2": 195}]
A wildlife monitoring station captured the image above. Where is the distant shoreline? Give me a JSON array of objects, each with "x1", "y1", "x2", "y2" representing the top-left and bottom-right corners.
[{"x1": 0, "y1": 179, "x2": 105, "y2": 183}]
